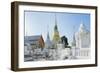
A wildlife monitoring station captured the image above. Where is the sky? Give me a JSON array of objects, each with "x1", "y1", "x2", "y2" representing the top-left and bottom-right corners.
[{"x1": 24, "y1": 11, "x2": 90, "y2": 45}]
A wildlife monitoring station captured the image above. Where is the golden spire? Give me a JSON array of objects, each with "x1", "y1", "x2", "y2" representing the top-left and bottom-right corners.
[{"x1": 53, "y1": 13, "x2": 60, "y2": 46}]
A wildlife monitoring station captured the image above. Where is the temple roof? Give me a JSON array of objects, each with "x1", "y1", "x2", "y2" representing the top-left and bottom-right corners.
[{"x1": 25, "y1": 35, "x2": 42, "y2": 41}]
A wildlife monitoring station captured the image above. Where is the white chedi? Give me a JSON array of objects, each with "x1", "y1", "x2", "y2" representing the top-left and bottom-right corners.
[
  {"x1": 45, "y1": 32, "x2": 53, "y2": 49},
  {"x1": 71, "y1": 22, "x2": 90, "y2": 59},
  {"x1": 75, "y1": 23, "x2": 90, "y2": 49}
]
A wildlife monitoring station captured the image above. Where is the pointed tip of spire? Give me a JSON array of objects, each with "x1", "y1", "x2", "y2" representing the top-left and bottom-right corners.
[
  {"x1": 54, "y1": 13, "x2": 58, "y2": 31},
  {"x1": 80, "y1": 21, "x2": 85, "y2": 28},
  {"x1": 55, "y1": 13, "x2": 57, "y2": 25},
  {"x1": 79, "y1": 21, "x2": 85, "y2": 31}
]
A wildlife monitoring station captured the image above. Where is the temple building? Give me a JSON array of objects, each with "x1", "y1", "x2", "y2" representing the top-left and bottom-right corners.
[
  {"x1": 24, "y1": 35, "x2": 45, "y2": 49},
  {"x1": 52, "y1": 15, "x2": 61, "y2": 48},
  {"x1": 45, "y1": 31, "x2": 53, "y2": 49},
  {"x1": 71, "y1": 22, "x2": 90, "y2": 59},
  {"x1": 75, "y1": 23, "x2": 90, "y2": 49}
]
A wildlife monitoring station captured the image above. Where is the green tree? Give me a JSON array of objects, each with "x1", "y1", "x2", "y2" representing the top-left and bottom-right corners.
[{"x1": 61, "y1": 36, "x2": 69, "y2": 48}]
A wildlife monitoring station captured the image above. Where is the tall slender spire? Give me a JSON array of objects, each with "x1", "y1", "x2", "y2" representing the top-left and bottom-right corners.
[
  {"x1": 53, "y1": 13, "x2": 60, "y2": 47},
  {"x1": 72, "y1": 25, "x2": 76, "y2": 47},
  {"x1": 72, "y1": 33, "x2": 76, "y2": 47},
  {"x1": 45, "y1": 24, "x2": 52, "y2": 49},
  {"x1": 54, "y1": 14, "x2": 58, "y2": 31},
  {"x1": 55, "y1": 13, "x2": 57, "y2": 25},
  {"x1": 47, "y1": 31, "x2": 50, "y2": 40},
  {"x1": 47, "y1": 24, "x2": 50, "y2": 40}
]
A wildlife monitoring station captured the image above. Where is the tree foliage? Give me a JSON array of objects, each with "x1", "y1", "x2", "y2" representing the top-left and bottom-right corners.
[{"x1": 61, "y1": 36, "x2": 69, "y2": 48}]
